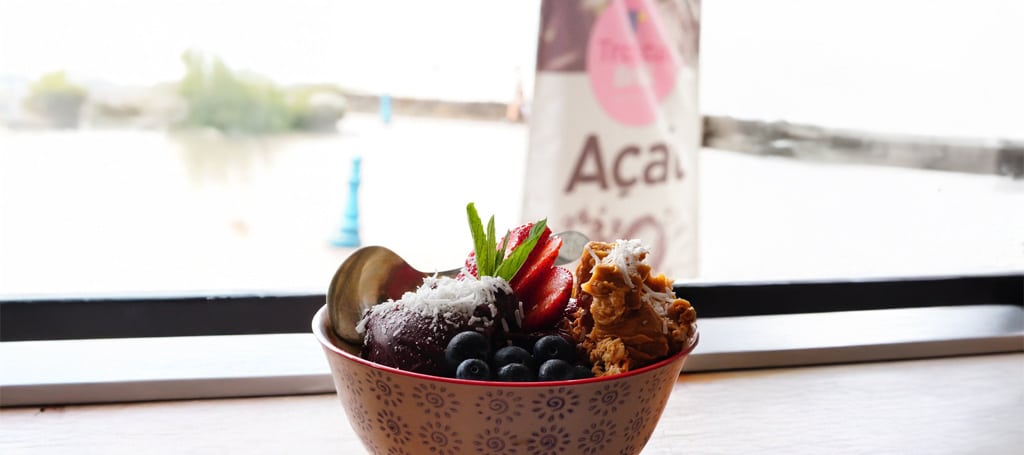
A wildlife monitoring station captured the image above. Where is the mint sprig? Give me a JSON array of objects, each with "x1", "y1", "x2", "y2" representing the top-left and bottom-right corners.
[{"x1": 466, "y1": 202, "x2": 547, "y2": 282}]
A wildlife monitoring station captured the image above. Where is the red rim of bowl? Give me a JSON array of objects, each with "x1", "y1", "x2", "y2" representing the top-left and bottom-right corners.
[{"x1": 312, "y1": 304, "x2": 699, "y2": 387}]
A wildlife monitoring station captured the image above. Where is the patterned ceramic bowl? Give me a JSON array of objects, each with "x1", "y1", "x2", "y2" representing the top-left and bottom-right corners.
[{"x1": 313, "y1": 304, "x2": 698, "y2": 455}]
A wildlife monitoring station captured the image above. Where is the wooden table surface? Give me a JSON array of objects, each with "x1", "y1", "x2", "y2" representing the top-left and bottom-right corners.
[{"x1": 2, "y1": 353, "x2": 1022, "y2": 454}]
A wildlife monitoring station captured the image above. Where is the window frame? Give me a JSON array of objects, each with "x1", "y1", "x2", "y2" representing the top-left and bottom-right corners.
[
  {"x1": 1, "y1": 272, "x2": 1021, "y2": 407},
  {"x1": 2, "y1": 273, "x2": 1020, "y2": 342}
]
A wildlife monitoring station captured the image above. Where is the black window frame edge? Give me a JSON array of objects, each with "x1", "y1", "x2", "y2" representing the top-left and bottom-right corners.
[{"x1": 2, "y1": 273, "x2": 1021, "y2": 342}]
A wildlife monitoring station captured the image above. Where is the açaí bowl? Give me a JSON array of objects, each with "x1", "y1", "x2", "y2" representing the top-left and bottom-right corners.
[{"x1": 313, "y1": 304, "x2": 698, "y2": 455}]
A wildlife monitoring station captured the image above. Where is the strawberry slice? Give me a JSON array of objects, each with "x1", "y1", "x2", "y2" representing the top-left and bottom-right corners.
[
  {"x1": 456, "y1": 251, "x2": 478, "y2": 280},
  {"x1": 500, "y1": 223, "x2": 550, "y2": 260},
  {"x1": 510, "y1": 235, "x2": 562, "y2": 295},
  {"x1": 460, "y1": 222, "x2": 553, "y2": 282},
  {"x1": 520, "y1": 266, "x2": 573, "y2": 332}
]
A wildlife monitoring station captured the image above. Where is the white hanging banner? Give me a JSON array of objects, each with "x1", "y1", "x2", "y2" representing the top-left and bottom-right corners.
[{"x1": 524, "y1": 0, "x2": 701, "y2": 279}]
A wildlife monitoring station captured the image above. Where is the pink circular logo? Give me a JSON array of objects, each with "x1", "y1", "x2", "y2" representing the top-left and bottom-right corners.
[{"x1": 587, "y1": 0, "x2": 680, "y2": 126}]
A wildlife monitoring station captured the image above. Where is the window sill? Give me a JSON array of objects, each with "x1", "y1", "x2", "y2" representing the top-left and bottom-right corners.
[{"x1": 2, "y1": 304, "x2": 1021, "y2": 407}]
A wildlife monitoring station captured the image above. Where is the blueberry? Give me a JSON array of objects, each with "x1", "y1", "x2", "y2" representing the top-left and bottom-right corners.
[
  {"x1": 445, "y1": 331, "x2": 490, "y2": 372},
  {"x1": 492, "y1": 346, "x2": 536, "y2": 371},
  {"x1": 537, "y1": 359, "x2": 574, "y2": 381},
  {"x1": 572, "y1": 364, "x2": 594, "y2": 380},
  {"x1": 456, "y1": 358, "x2": 491, "y2": 380},
  {"x1": 496, "y1": 363, "x2": 536, "y2": 382},
  {"x1": 533, "y1": 335, "x2": 576, "y2": 364}
]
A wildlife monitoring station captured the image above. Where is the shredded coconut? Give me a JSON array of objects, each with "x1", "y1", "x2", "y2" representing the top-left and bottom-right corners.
[
  {"x1": 642, "y1": 281, "x2": 677, "y2": 315},
  {"x1": 594, "y1": 239, "x2": 678, "y2": 311},
  {"x1": 356, "y1": 275, "x2": 510, "y2": 334},
  {"x1": 602, "y1": 239, "x2": 648, "y2": 289},
  {"x1": 516, "y1": 301, "x2": 524, "y2": 327},
  {"x1": 585, "y1": 243, "x2": 600, "y2": 273}
]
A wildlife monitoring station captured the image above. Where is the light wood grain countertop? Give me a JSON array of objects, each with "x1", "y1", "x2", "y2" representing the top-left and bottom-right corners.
[{"x1": 3, "y1": 353, "x2": 1022, "y2": 454}]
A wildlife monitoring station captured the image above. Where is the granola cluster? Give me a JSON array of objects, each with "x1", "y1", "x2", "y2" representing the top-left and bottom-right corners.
[{"x1": 564, "y1": 241, "x2": 697, "y2": 376}]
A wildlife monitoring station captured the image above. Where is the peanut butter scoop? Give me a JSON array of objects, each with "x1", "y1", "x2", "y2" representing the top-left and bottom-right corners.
[{"x1": 566, "y1": 240, "x2": 697, "y2": 376}]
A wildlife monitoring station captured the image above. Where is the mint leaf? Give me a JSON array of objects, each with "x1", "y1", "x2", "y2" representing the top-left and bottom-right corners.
[
  {"x1": 485, "y1": 215, "x2": 498, "y2": 276},
  {"x1": 494, "y1": 218, "x2": 547, "y2": 281},
  {"x1": 495, "y1": 230, "x2": 510, "y2": 271},
  {"x1": 466, "y1": 203, "x2": 491, "y2": 276},
  {"x1": 466, "y1": 202, "x2": 546, "y2": 282}
]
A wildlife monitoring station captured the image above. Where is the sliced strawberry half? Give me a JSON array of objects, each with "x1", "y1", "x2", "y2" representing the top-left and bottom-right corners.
[
  {"x1": 510, "y1": 235, "x2": 562, "y2": 295},
  {"x1": 500, "y1": 223, "x2": 550, "y2": 260},
  {"x1": 456, "y1": 251, "x2": 478, "y2": 280},
  {"x1": 459, "y1": 222, "x2": 553, "y2": 282},
  {"x1": 520, "y1": 266, "x2": 573, "y2": 332}
]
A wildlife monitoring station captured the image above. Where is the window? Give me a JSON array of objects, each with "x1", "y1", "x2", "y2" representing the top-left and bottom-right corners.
[{"x1": 1, "y1": 0, "x2": 1021, "y2": 406}]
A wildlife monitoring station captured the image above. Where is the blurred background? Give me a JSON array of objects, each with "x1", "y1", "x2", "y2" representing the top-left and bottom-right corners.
[{"x1": 1, "y1": 0, "x2": 1022, "y2": 296}]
